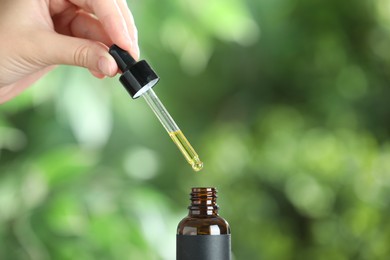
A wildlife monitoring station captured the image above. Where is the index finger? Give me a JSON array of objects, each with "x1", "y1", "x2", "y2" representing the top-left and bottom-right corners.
[
  {"x1": 116, "y1": 0, "x2": 139, "y2": 59},
  {"x1": 69, "y1": 0, "x2": 133, "y2": 52}
]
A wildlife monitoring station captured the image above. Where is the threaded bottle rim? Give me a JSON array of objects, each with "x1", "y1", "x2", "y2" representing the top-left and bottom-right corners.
[
  {"x1": 191, "y1": 187, "x2": 217, "y2": 193},
  {"x1": 189, "y1": 187, "x2": 219, "y2": 215}
]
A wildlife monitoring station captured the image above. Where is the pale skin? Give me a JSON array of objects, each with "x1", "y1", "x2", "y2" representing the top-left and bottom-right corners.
[{"x1": 0, "y1": 0, "x2": 139, "y2": 103}]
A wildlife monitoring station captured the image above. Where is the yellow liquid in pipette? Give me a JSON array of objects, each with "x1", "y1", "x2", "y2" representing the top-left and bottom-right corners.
[{"x1": 169, "y1": 130, "x2": 203, "y2": 172}]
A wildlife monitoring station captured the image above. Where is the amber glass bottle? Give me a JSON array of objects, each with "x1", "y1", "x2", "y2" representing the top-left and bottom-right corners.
[{"x1": 176, "y1": 187, "x2": 231, "y2": 260}]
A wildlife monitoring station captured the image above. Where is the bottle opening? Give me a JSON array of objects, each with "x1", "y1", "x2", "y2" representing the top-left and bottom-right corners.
[{"x1": 191, "y1": 187, "x2": 216, "y2": 192}]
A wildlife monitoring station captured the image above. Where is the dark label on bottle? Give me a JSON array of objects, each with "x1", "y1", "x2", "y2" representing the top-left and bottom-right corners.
[{"x1": 176, "y1": 234, "x2": 231, "y2": 260}]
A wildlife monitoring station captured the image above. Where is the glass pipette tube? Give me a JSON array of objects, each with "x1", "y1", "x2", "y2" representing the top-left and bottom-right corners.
[
  {"x1": 142, "y1": 89, "x2": 203, "y2": 172},
  {"x1": 108, "y1": 44, "x2": 202, "y2": 171}
]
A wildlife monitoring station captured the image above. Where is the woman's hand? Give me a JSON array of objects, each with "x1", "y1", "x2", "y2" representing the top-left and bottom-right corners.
[{"x1": 0, "y1": 0, "x2": 139, "y2": 103}]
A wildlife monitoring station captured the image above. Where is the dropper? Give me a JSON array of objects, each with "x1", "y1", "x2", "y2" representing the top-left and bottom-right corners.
[{"x1": 109, "y1": 45, "x2": 203, "y2": 172}]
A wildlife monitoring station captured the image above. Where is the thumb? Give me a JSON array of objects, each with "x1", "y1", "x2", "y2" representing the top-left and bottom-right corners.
[{"x1": 41, "y1": 33, "x2": 118, "y2": 76}]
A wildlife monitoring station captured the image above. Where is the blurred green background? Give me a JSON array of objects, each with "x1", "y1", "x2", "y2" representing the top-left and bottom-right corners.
[{"x1": 1, "y1": 0, "x2": 390, "y2": 259}]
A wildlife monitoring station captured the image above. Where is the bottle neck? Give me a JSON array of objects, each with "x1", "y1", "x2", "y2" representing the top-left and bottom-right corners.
[{"x1": 188, "y1": 187, "x2": 219, "y2": 216}]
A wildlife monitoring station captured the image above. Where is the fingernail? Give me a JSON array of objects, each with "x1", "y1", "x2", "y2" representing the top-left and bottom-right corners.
[
  {"x1": 98, "y1": 56, "x2": 114, "y2": 76},
  {"x1": 124, "y1": 35, "x2": 139, "y2": 60},
  {"x1": 125, "y1": 32, "x2": 133, "y2": 46},
  {"x1": 134, "y1": 44, "x2": 140, "y2": 60}
]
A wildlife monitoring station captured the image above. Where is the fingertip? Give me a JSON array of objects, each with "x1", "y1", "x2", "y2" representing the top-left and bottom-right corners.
[
  {"x1": 89, "y1": 69, "x2": 106, "y2": 79},
  {"x1": 130, "y1": 46, "x2": 140, "y2": 61},
  {"x1": 128, "y1": 35, "x2": 140, "y2": 60},
  {"x1": 115, "y1": 37, "x2": 140, "y2": 61},
  {"x1": 98, "y1": 54, "x2": 118, "y2": 77},
  {"x1": 114, "y1": 34, "x2": 132, "y2": 53}
]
